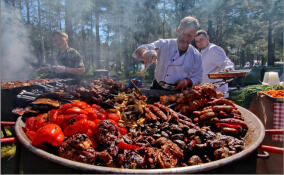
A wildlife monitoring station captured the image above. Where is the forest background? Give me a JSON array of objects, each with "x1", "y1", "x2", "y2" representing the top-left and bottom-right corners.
[{"x1": 1, "y1": 0, "x2": 283, "y2": 82}]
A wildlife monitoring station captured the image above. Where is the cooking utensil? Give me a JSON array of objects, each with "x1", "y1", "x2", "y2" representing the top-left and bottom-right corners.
[
  {"x1": 158, "y1": 81, "x2": 177, "y2": 90},
  {"x1": 15, "y1": 105, "x2": 272, "y2": 173},
  {"x1": 211, "y1": 78, "x2": 234, "y2": 88},
  {"x1": 131, "y1": 48, "x2": 161, "y2": 90}
]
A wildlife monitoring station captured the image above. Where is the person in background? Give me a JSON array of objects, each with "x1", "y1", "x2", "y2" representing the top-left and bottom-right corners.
[
  {"x1": 132, "y1": 16, "x2": 202, "y2": 90},
  {"x1": 194, "y1": 30, "x2": 234, "y2": 98},
  {"x1": 52, "y1": 30, "x2": 85, "y2": 79}
]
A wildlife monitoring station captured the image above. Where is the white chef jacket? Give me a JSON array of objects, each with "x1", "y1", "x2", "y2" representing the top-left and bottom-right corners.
[
  {"x1": 133, "y1": 39, "x2": 202, "y2": 88},
  {"x1": 200, "y1": 43, "x2": 234, "y2": 97}
]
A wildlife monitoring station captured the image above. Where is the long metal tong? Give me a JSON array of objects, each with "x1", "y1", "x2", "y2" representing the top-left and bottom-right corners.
[{"x1": 131, "y1": 47, "x2": 160, "y2": 94}]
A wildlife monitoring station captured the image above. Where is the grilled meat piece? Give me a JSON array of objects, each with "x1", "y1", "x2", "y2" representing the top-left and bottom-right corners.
[
  {"x1": 117, "y1": 150, "x2": 145, "y2": 169},
  {"x1": 95, "y1": 150, "x2": 114, "y2": 167},
  {"x1": 213, "y1": 147, "x2": 230, "y2": 159},
  {"x1": 154, "y1": 137, "x2": 183, "y2": 159},
  {"x1": 140, "y1": 147, "x2": 179, "y2": 168},
  {"x1": 97, "y1": 120, "x2": 120, "y2": 148},
  {"x1": 58, "y1": 133, "x2": 96, "y2": 164},
  {"x1": 188, "y1": 155, "x2": 203, "y2": 165},
  {"x1": 133, "y1": 135, "x2": 155, "y2": 147}
]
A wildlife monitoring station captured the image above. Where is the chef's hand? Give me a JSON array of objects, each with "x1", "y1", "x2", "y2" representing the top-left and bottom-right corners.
[
  {"x1": 223, "y1": 68, "x2": 232, "y2": 72},
  {"x1": 142, "y1": 50, "x2": 158, "y2": 66},
  {"x1": 52, "y1": 65, "x2": 66, "y2": 73},
  {"x1": 37, "y1": 66, "x2": 51, "y2": 73},
  {"x1": 176, "y1": 78, "x2": 193, "y2": 90}
]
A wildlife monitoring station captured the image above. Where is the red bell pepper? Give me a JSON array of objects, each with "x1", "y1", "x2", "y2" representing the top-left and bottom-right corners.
[
  {"x1": 192, "y1": 140, "x2": 196, "y2": 147},
  {"x1": 26, "y1": 130, "x2": 36, "y2": 141},
  {"x1": 92, "y1": 104, "x2": 107, "y2": 120},
  {"x1": 50, "y1": 112, "x2": 78, "y2": 125},
  {"x1": 107, "y1": 113, "x2": 120, "y2": 123},
  {"x1": 71, "y1": 101, "x2": 91, "y2": 109},
  {"x1": 31, "y1": 123, "x2": 64, "y2": 147},
  {"x1": 118, "y1": 127, "x2": 127, "y2": 135},
  {"x1": 63, "y1": 117, "x2": 89, "y2": 136},
  {"x1": 64, "y1": 107, "x2": 88, "y2": 115},
  {"x1": 117, "y1": 141, "x2": 140, "y2": 150},
  {"x1": 216, "y1": 123, "x2": 241, "y2": 129},
  {"x1": 58, "y1": 103, "x2": 73, "y2": 114},
  {"x1": 87, "y1": 111, "x2": 98, "y2": 121},
  {"x1": 184, "y1": 137, "x2": 188, "y2": 143},
  {"x1": 25, "y1": 114, "x2": 48, "y2": 131}
]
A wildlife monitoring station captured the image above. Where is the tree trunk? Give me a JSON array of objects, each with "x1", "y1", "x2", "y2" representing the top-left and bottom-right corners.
[
  {"x1": 267, "y1": 18, "x2": 274, "y2": 66},
  {"x1": 94, "y1": 5, "x2": 101, "y2": 69},
  {"x1": 37, "y1": 0, "x2": 46, "y2": 64},
  {"x1": 65, "y1": 0, "x2": 73, "y2": 46},
  {"x1": 105, "y1": 25, "x2": 110, "y2": 69},
  {"x1": 89, "y1": 9, "x2": 95, "y2": 70},
  {"x1": 25, "y1": 0, "x2": 30, "y2": 24},
  {"x1": 207, "y1": 18, "x2": 214, "y2": 42},
  {"x1": 215, "y1": 14, "x2": 223, "y2": 46},
  {"x1": 162, "y1": 0, "x2": 166, "y2": 38}
]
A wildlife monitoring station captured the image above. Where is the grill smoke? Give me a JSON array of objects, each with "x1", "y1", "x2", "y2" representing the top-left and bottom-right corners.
[{"x1": 1, "y1": 5, "x2": 35, "y2": 81}]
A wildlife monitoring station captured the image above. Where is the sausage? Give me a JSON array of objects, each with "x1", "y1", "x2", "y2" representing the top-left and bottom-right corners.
[
  {"x1": 219, "y1": 118, "x2": 248, "y2": 129},
  {"x1": 193, "y1": 108, "x2": 213, "y2": 116},
  {"x1": 221, "y1": 127, "x2": 239, "y2": 135},
  {"x1": 212, "y1": 105, "x2": 233, "y2": 112},
  {"x1": 199, "y1": 112, "x2": 216, "y2": 121},
  {"x1": 144, "y1": 107, "x2": 158, "y2": 121},
  {"x1": 148, "y1": 105, "x2": 168, "y2": 121},
  {"x1": 209, "y1": 98, "x2": 235, "y2": 107},
  {"x1": 218, "y1": 111, "x2": 233, "y2": 118}
]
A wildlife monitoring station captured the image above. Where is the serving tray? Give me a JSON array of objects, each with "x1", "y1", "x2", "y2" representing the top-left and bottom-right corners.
[{"x1": 208, "y1": 70, "x2": 250, "y2": 79}]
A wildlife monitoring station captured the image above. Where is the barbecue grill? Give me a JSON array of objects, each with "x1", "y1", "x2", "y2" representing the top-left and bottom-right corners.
[{"x1": 1, "y1": 79, "x2": 75, "y2": 121}]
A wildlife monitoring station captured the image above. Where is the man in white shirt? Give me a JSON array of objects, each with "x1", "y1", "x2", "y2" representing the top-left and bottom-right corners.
[
  {"x1": 132, "y1": 16, "x2": 202, "y2": 90},
  {"x1": 194, "y1": 30, "x2": 234, "y2": 97}
]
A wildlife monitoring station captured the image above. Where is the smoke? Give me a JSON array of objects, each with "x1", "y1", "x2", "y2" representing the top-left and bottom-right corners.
[{"x1": 1, "y1": 5, "x2": 35, "y2": 81}]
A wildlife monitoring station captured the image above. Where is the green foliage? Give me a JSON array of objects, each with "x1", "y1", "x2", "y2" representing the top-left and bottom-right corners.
[{"x1": 6, "y1": 0, "x2": 283, "y2": 82}]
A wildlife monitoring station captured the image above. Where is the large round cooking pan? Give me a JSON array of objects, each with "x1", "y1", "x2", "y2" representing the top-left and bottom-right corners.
[{"x1": 15, "y1": 105, "x2": 265, "y2": 173}]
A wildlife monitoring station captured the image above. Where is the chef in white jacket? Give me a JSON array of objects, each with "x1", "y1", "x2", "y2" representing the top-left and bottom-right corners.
[
  {"x1": 194, "y1": 30, "x2": 234, "y2": 97},
  {"x1": 133, "y1": 16, "x2": 202, "y2": 90}
]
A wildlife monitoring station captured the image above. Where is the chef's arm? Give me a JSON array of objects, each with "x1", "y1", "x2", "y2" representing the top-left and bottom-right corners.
[{"x1": 65, "y1": 66, "x2": 85, "y2": 75}]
